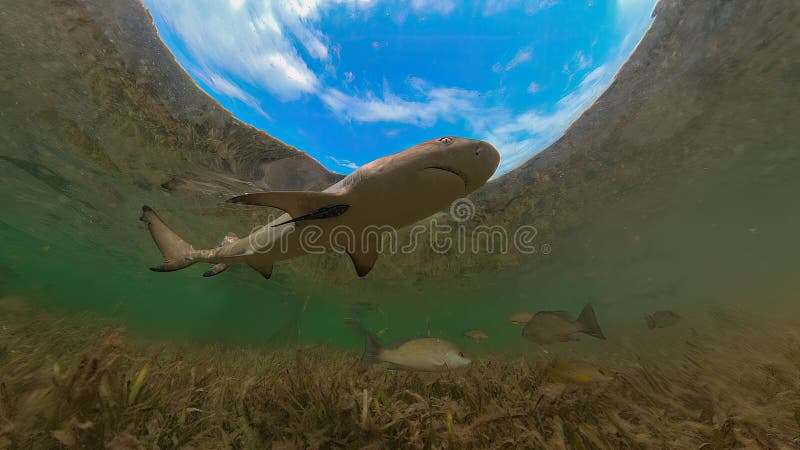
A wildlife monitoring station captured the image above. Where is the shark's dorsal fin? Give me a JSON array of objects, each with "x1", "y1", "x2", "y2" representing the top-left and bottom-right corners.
[
  {"x1": 347, "y1": 246, "x2": 379, "y2": 277},
  {"x1": 229, "y1": 191, "x2": 346, "y2": 220}
]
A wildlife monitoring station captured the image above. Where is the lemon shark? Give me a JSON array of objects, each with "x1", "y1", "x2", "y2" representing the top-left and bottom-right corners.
[{"x1": 140, "y1": 136, "x2": 500, "y2": 279}]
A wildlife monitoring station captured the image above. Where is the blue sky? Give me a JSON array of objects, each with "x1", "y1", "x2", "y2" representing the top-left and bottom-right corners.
[{"x1": 143, "y1": 0, "x2": 658, "y2": 175}]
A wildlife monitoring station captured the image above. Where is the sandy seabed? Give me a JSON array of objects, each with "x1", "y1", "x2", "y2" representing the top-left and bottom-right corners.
[{"x1": 0, "y1": 302, "x2": 798, "y2": 450}]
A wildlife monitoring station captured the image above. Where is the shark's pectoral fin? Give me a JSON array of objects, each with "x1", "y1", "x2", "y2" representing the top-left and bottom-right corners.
[
  {"x1": 228, "y1": 191, "x2": 345, "y2": 219},
  {"x1": 272, "y1": 204, "x2": 349, "y2": 227},
  {"x1": 203, "y1": 263, "x2": 229, "y2": 277},
  {"x1": 248, "y1": 261, "x2": 274, "y2": 280},
  {"x1": 347, "y1": 245, "x2": 379, "y2": 278}
]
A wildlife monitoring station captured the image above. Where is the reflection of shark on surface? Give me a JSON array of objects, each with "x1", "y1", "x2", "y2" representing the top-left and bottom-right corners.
[{"x1": 140, "y1": 137, "x2": 500, "y2": 279}]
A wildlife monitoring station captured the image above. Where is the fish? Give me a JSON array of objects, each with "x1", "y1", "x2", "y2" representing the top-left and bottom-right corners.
[
  {"x1": 645, "y1": 310, "x2": 681, "y2": 329},
  {"x1": 522, "y1": 304, "x2": 605, "y2": 344},
  {"x1": 507, "y1": 311, "x2": 534, "y2": 324},
  {"x1": 546, "y1": 360, "x2": 613, "y2": 384},
  {"x1": 462, "y1": 329, "x2": 489, "y2": 340},
  {"x1": 345, "y1": 318, "x2": 471, "y2": 371},
  {"x1": 140, "y1": 137, "x2": 500, "y2": 280}
]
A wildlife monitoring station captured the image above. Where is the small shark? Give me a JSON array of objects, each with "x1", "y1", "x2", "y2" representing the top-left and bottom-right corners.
[{"x1": 140, "y1": 136, "x2": 500, "y2": 279}]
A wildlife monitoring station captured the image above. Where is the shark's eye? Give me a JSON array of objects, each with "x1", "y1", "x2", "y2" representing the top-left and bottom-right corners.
[{"x1": 439, "y1": 137, "x2": 453, "y2": 145}]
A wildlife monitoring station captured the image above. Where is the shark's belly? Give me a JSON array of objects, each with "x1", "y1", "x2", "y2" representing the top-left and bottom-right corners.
[
  {"x1": 224, "y1": 217, "x2": 310, "y2": 264},
  {"x1": 220, "y1": 169, "x2": 465, "y2": 266},
  {"x1": 348, "y1": 169, "x2": 466, "y2": 228}
]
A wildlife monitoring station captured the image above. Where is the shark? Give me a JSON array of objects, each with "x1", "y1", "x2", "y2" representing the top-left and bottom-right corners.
[{"x1": 140, "y1": 136, "x2": 500, "y2": 279}]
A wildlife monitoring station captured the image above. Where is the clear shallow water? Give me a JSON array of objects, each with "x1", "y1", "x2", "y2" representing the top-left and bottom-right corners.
[
  {"x1": 1, "y1": 0, "x2": 796, "y2": 357},
  {"x1": 2, "y1": 81, "x2": 800, "y2": 350},
  {"x1": 3, "y1": 142, "x2": 799, "y2": 352},
  {"x1": 1, "y1": 0, "x2": 800, "y2": 447}
]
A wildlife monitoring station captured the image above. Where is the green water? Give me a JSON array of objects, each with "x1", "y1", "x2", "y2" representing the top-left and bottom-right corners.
[
  {"x1": 0, "y1": 0, "x2": 798, "y2": 360},
  {"x1": 2, "y1": 141, "x2": 799, "y2": 355},
  {"x1": 3, "y1": 1, "x2": 800, "y2": 448}
]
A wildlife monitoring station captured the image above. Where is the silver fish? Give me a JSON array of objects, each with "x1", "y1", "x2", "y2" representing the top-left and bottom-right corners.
[{"x1": 346, "y1": 319, "x2": 471, "y2": 371}]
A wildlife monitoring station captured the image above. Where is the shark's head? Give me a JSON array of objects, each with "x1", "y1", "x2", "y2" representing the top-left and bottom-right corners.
[{"x1": 402, "y1": 136, "x2": 501, "y2": 194}]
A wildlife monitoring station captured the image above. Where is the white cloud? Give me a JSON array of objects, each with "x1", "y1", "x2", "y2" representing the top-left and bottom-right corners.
[
  {"x1": 146, "y1": 0, "x2": 658, "y2": 176},
  {"x1": 616, "y1": 0, "x2": 652, "y2": 14},
  {"x1": 204, "y1": 73, "x2": 250, "y2": 101},
  {"x1": 319, "y1": 89, "x2": 434, "y2": 126},
  {"x1": 146, "y1": 0, "x2": 384, "y2": 102},
  {"x1": 328, "y1": 156, "x2": 360, "y2": 169},
  {"x1": 614, "y1": 0, "x2": 659, "y2": 25},
  {"x1": 504, "y1": 48, "x2": 532, "y2": 71},
  {"x1": 410, "y1": 0, "x2": 456, "y2": 15},
  {"x1": 575, "y1": 51, "x2": 593, "y2": 70},
  {"x1": 147, "y1": 0, "x2": 477, "y2": 127},
  {"x1": 261, "y1": 52, "x2": 319, "y2": 93},
  {"x1": 319, "y1": 78, "x2": 481, "y2": 127},
  {"x1": 483, "y1": 0, "x2": 559, "y2": 16},
  {"x1": 195, "y1": 71, "x2": 271, "y2": 119},
  {"x1": 481, "y1": 8, "x2": 657, "y2": 174},
  {"x1": 492, "y1": 46, "x2": 533, "y2": 73},
  {"x1": 146, "y1": 1, "x2": 328, "y2": 101},
  {"x1": 563, "y1": 50, "x2": 594, "y2": 76},
  {"x1": 484, "y1": 65, "x2": 613, "y2": 173}
]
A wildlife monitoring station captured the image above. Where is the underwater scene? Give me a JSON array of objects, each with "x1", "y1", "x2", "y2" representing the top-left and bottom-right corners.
[{"x1": 1, "y1": 0, "x2": 799, "y2": 448}]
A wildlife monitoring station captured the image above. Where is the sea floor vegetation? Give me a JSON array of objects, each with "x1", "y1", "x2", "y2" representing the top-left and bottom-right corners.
[{"x1": 0, "y1": 302, "x2": 799, "y2": 449}]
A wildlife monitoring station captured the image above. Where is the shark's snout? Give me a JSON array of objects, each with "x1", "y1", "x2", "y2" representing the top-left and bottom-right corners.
[
  {"x1": 475, "y1": 141, "x2": 501, "y2": 178},
  {"x1": 445, "y1": 140, "x2": 500, "y2": 194}
]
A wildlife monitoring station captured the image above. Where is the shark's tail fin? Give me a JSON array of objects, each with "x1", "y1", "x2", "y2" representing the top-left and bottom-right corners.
[
  {"x1": 344, "y1": 318, "x2": 383, "y2": 366},
  {"x1": 139, "y1": 205, "x2": 197, "y2": 272}
]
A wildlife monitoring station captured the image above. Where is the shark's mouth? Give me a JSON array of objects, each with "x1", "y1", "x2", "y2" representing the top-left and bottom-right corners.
[{"x1": 425, "y1": 166, "x2": 469, "y2": 190}]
